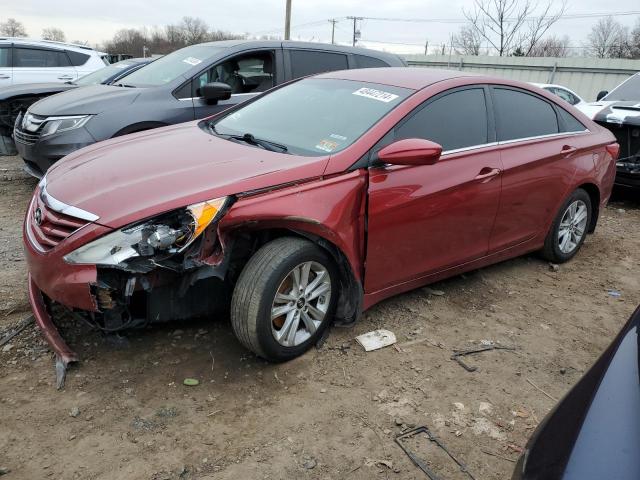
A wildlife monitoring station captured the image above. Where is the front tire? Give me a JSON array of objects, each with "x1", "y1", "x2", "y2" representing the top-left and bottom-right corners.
[
  {"x1": 541, "y1": 188, "x2": 592, "y2": 263},
  {"x1": 230, "y1": 237, "x2": 339, "y2": 361}
]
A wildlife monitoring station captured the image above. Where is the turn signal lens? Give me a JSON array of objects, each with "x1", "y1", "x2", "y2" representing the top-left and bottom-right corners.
[{"x1": 187, "y1": 198, "x2": 227, "y2": 239}]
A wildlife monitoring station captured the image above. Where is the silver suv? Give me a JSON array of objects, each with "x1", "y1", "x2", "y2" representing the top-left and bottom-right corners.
[{"x1": 0, "y1": 38, "x2": 107, "y2": 87}]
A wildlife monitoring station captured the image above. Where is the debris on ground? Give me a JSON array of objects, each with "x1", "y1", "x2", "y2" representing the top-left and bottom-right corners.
[
  {"x1": 0, "y1": 316, "x2": 33, "y2": 348},
  {"x1": 183, "y1": 378, "x2": 199, "y2": 386},
  {"x1": 451, "y1": 344, "x2": 517, "y2": 372},
  {"x1": 423, "y1": 287, "x2": 446, "y2": 296},
  {"x1": 302, "y1": 457, "x2": 317, "y2": 470},
  {"x1": 0, "y1": 467, "x2": 10, "y2": 476},
  {"x1": 355, "y1": 329, "x2": 397, "y2": 351},
  {"x1": 395, "y1": 426, "x2": 476, "y2": 479},
  {"x1": 69, "y1": 407, "x2": 80, "y2": 418},
  {"x1": 607, "y1": 289, "x2": 622, "y2": 297}
]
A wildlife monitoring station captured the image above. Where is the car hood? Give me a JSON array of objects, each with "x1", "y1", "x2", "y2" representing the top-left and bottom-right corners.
[
  {"x1": 516, "y1": 305, "x2": 640, "y2": 479},
  {"x1": 0, "y1": 83, "x2": 77, "y2": 102},
  {"x1": 44, "y1": 122, "x2": 330, "y2": 228},
  {"x1": 28, "y1": 84, "x2": 140, "y2": 116},
  {"x1": 577, "y1": 100, "x2": 640, "y2": 126}
]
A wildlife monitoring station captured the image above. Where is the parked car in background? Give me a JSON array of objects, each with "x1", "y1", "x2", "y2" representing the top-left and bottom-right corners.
[
  {"x1": 0, "y1": 58, "x2": 153, "y2": 156},
  {"x1": 13, "y1": 40, "x2": 406, "y2": 178},
  {"x1": 575, "y1": 72, "x2": 640, "y2": 192},
  {"x1": 512, "y1": 305, "x2": 640, "y2": 480},
  {"x1": 0, "y1": 38, "x2": 107, "y2": 87},
  {"x1": 530, "y1": 83, "x2": 586, "y2": 107},
  {"x1": 24, "y1": 69, "x2": 617, "y2": 373}
]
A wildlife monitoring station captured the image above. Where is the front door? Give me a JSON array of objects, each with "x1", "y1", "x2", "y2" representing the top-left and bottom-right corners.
[
  {"x1": 191, "y1": 50, "x2": 278, "y2": 119},
  {"x1": 365, "y1": 87, "x2": 503, "y2": 294}
]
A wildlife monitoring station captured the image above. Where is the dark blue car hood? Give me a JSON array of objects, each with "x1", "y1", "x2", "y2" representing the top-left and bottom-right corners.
[{"x1": 515, "y1": 305, "x2": 640, "y2": 479}]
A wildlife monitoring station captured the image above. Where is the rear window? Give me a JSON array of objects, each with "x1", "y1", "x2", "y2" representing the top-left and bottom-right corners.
[
  {"x1": 493, "y1": 88, "x2": 559, "y2": 141},
  {"x1": 75, "y1": 60, "x2": 138, "y2": 86},
  {"x1": 14, "y1": 48, "x2": 70, "y2": 68},
  {"x1": 289, "y1": 50, "x2": 348, "y2": 79},
  {"x1": 603, "y1": 74, "x2": 640, "y2": 102}
]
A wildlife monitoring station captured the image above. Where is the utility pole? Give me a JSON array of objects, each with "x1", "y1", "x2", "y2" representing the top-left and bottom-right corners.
[
  {"x1": 328, "y1": 19, "x2": 338, "y2": 44},
  {"x1": 424, "y1": 40, "x2": 429, "y2": 55},
  {"x1": 284, "y1": 0, "x2": 292, "y2": 40},
  {"x1": 346, "y1": 16, "x2": 363, "y2": 47}
]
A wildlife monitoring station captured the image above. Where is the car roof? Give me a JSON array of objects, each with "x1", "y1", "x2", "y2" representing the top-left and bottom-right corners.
[
  {"x1": 195, "y1": 39, "x2": 404, "y2": 61},
  {"x1": 315, "y1": 67, "x2": 481, "y2": 90},
  {"x1": 0, "y1": 37, "x2": 102, "y2": 54}
]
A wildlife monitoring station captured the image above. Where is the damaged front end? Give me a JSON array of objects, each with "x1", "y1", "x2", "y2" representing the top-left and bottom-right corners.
[
  {"x1": 594, "y1": 104, "x2": 640, "y2": 190},
  {"x1": 65, "y1": 197, "x2": 233, "y2": 333}
]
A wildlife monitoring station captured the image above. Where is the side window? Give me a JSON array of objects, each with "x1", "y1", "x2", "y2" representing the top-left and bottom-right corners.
[
  {"x1": 14, "y1": 48, "x2": 70, "y2": 68},
  {"x1": 192, "y1": 51, "x2": 274, "y2": 97},
  {"x1": 0, "y1": 46, "x2": 10, "y2": 68},
  {"x1": 65, "y1": 50, "x2": 90, "y2": 67},
  {"x1": 557, "y1": 108, "x2": 587, "y2": 133},
  {"x1": 493, "y1": 88, "x2": 558, "y2": 141},
  {"x1": 395, "y1": 88, "x2": 489, "y2": 151},
  {"x1": 289, "y1": 50, "x2": 348, "y2": 79},
  {"x1": 354, "y1": 55, "x2": 389, "y2": 68}
]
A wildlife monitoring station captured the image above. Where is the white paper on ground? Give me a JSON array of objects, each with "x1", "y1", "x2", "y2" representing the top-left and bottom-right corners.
[{"x1": 355, "y1": 329, "x2": 397, "y2": 352}]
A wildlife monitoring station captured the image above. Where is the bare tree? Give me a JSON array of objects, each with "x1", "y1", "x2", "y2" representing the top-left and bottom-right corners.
[
  {"x1": 529, "y1": 35, "x2": 570, "y2": 57},
  {"x1": 0, "y1": 18, "x2": 27, "y2": 37},
  {"x1": 587, "y1": 16, "x2": 630, "y2": 58},
  {"x1": 627, "y1": 18, "x2": 639, "y2": 59},
  {"x1": 463, "y1": 0, "x2": 566, "y2": 56},
  {"x1": 180, "y1": 16, "x2": 209, "y2": 45},
  {"x1": 452, "y1": 25, "x2": 483, "y2": 55},
  {"x1": 42, "y1": 27, "x2": 66, "y2": 42}
]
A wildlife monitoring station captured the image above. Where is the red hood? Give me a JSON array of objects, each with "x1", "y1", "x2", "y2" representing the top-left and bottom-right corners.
[{"x1": 45, "y1": 122, "x2": 329, "y2": 228}]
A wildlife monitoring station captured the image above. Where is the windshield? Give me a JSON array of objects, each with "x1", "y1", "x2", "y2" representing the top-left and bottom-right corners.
[
  {"x1": 211, "y1": 78, "x2": 412, "y2": 156},
  {"x1": 117, "y1": 45, "x2": 221, "y2": 87},
  {"x1": 74, "y1": 60, "x2": 140, "y2": 86},
  {"x1": 603, "y1": 74, "x2": 640, "y2": 102}
]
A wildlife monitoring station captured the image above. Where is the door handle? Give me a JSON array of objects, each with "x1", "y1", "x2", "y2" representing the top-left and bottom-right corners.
[
  {"x1": 57, "y1": 75, "x2": 74, "y2": 80},
  {"x1": 561, "y1": 145, "x2": 577, "y2": 156},
  {"x1": 474, "y1": 167, "x2": 501, "y2": 181},
  {"x1": 0, "y1": 75, "x2": 10, "y2": 79}
]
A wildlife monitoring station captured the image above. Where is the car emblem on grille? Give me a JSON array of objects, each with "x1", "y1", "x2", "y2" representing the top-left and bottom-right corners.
[{"x1": 33, "y1": 207, "x2": 43, "y2": 226}]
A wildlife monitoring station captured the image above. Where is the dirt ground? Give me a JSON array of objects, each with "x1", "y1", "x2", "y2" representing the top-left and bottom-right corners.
[{"x1": 0, "y1": 153, "x2": 639, "y2": 480}]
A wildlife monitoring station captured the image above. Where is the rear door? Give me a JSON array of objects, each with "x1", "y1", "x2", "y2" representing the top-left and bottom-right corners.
[
  {"x1": 0, "y1": 45, "x2": 11, "y2": 86},
  {"x1": 365, "y1": 86, "x2": 503, "y2": 293},
  {"x1": 488, "y1": 86, "x2": 589, "y2": 252},
  {"x1": 12, "y1": 46, "x2": 78, "y2": 84}
]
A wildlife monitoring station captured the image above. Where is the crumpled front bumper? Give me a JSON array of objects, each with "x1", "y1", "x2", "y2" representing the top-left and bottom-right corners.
[{"x1": 28, "y1": 274, "x2": 78, "y2": 367}]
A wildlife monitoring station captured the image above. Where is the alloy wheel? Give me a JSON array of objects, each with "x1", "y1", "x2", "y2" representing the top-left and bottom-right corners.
[
  {"x1": 270, "y1": 261, "x2": 332, "y2": 347},
  {"x1": 558, "y1": 200, "x2": 588, "y2": 254}
]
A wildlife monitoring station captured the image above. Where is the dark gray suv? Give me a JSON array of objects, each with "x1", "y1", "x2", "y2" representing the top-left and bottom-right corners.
[{"x1": 14, "y1": 40, "x2": 406, "y2": 177}]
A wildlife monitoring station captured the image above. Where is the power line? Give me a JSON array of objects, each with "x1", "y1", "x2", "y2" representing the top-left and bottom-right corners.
[{"x1": 358, "y1": 10, "x2": 640, "y2": 24}]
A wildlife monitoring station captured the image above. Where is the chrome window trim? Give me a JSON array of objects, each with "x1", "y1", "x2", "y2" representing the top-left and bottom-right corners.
[
  {"x1": 497, "y1": 129, "x2": 589, "y2": 147},
  {"x1": 39, "y1": 177, "x2": 99, "y2": 222},
  {"x1": 439, "y1": 130, "x2": 589, "y2": 156}
]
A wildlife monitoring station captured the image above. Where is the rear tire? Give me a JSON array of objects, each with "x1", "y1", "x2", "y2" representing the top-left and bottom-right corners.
[
  {"x1": 541, "y1": 188, "x2": 592, "y2": 263},
  {"x1": 230, "y1": 237, "x2": 339, "y2": 361}
]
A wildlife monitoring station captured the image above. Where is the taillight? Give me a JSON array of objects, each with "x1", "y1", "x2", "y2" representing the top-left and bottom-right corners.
[{"x1": 605, "y1": 143, "x2": 620, "y2": 160}]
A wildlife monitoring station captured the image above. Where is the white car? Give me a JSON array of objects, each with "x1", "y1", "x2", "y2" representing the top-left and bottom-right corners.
[
  {"x1": 0, "y1": 38, "x2": 107, "y2": 87},
  {"x1": 530, "y1": 82, "x2": 586, "y2": 107}
]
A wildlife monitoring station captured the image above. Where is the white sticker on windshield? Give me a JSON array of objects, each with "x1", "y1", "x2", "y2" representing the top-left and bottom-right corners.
[
  {"x1": 183, "y1": 56, "x2": 202, "y2": 66},
  {"x1": 352, "y1": 87, "x2": 399, "y2": 103}
]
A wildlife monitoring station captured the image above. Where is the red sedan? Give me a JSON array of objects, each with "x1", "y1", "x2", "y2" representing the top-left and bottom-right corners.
[{"x1": 24, "y1": 68, "x2": 618, "y2": 370}]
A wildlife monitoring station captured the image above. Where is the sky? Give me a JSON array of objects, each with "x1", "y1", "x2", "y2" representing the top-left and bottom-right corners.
[{"x1": 1, "y1": 0, "x2": 639, "y2": 54}]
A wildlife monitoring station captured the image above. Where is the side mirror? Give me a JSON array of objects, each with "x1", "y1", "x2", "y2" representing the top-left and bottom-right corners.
[
  {"x1": 596, "y1": 90, "x2": 608, "y2": 101},
  {"x1": 377, "y1": 138, "x2": 443, "y2": 166},
  {"x1": 201, "y1": 82, "x2": 232, "y2": 104}
]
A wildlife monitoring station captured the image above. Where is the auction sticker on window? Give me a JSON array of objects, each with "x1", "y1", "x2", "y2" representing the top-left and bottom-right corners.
[
  {"x1": 183, "y1": 57, "x2": 202, "y2": 66},
  {"x1": 315, "y1": 139, "x2": 339, "y2": 152},
  {"x1": 352, "y1": 87, "x2": 399, "y2": 103}
]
